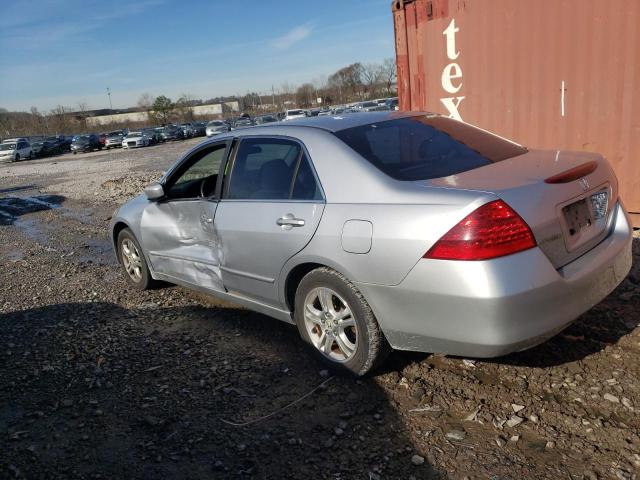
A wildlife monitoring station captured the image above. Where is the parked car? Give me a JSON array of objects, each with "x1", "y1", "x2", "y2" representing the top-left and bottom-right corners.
[
  {"x1": 357, "y1": 101, "x2": 380, "y2": 112},
  {"x1": 385, "y1": 97, "x2": 399, "y2": 111},
  {"x1": 30, "y1": 138, "x2": 60, "y2": 157},
  {"x1": 254, "y1": 115, "x2": 278, "y2": 125},
  {"x1": 71, "y1": 134, "x2": 102, "y2": 154},
  {"x1": 108, "y1": 111, "x2": 634, "y2": 375},
  {"x1": 122, "y1": 131, "x2": 150, "y2": 149},
  {"x1": 180, "y1": 123, "x2": 194, "y2": 138},
  {"x1": 105, "y1": 130, "x2": 127, "y2": 149},
  {"x1": 283, "y1": 109, "x2": 306, "y2": 121},
  {"x1": 143, "y1": 128, "x2": 162, "y2": 145},
  {"x1": 161, "y1": 125, "x2": 185, "y2": 141},
  {"x1": 0, "y1": 138, "x2": 32, "y2": 162},
  {"x1": 191, "y1": 122, "x2": 207, "y2": 136},
  {"x1": 43, "y1": 135, "x2": 68, "y2": 153},
  {"x1": 205, "y1": 120, "x2": 230, "y2": 137},
  {"x1": 233, "y1": 117, "x2": 254, "y2": 129},
  {"x1": 98, "y1": 133, "x2": 107, "y2": 146}
]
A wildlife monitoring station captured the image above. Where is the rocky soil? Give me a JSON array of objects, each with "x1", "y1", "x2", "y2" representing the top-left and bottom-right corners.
[{"x1": 1, "y1": 144, "x2": 638, "y2": 479}]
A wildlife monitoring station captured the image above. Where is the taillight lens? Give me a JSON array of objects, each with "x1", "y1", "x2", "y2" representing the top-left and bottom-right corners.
[{"x1": 424, "y1": 200, "x2": 536, "y2": 261}]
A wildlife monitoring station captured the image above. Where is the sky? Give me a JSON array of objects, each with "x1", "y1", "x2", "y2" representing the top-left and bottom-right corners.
[{"x1": 0, "y1": 0, "x2": 396, "y2": 112}]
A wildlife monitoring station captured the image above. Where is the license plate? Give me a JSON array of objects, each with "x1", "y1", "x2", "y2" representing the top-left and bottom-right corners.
[
  {"x1": 563, "y1": 199, "x2": 592, "y2": 236},
  {"x1": 562, "y1": 190, "x2": 609, "y2": 236}
]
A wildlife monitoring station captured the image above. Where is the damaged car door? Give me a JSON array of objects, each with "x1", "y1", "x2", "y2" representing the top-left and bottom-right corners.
[{"x1": 139, "y1": 141, "x2": 229, "y2": 291}]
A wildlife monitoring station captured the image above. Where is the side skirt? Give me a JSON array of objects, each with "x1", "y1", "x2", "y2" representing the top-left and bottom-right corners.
[{"x1": 151, "y1": 271, "x2": 294, "y2": 325}]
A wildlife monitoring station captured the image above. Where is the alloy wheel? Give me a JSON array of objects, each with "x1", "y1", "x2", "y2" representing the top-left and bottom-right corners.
[
  {"x1": 303, "y1": 287, "x2": 358, "y2": 362},
  {"x1": 121, "y1": 238, "x2": 143, "y2": 282}
]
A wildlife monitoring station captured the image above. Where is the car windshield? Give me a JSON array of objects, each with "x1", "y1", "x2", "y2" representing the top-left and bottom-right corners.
[
  {"x1": 108, "y1": 132, "x2": 122, "y2": 137},
  {"x1": 208, "y1": 121, "x2": 223, "y2": 126},
  {"x1": 127, "y1": 132, "x2": 143, "y2": 137},
  {"x1": 287, "y1": 110, "x2": 303, "y2": 115},
  {"x1": 0, "y1": 143, "x2": 16, "y2": 150},
  {"x1": 333, "y1": 115, "x2": 528, "y2": 181},
  {"x1": 75, "y1": 136, "x2": 90, "y2": 142}
]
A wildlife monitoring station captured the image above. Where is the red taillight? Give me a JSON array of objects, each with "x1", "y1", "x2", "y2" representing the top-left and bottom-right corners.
[{"x1": 424, "y1": 200, "x2": 536, "y2": 261}]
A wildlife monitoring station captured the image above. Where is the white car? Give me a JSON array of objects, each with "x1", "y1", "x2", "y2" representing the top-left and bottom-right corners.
[
  {"x1": 282, "y1": 109, "x2": 306, "y2": 121},
  {"x1": 205, "y1": 120, "x2": 230, "y2": 137},
  {"x1": 122, "y1": 132, "x2": 150, "y2": 149},
  {"x1": 0, "y1": 138, "x2": 33, "y2": 162}
]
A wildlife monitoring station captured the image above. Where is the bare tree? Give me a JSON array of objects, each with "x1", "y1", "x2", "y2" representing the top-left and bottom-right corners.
[
  {"x1": 296, "y1": 83, "x2": 315, "y2": 108},
  {"x1": 362, "y1": 63, "x2": 383, "y2": 98},
  {"x1": 381, "y1": 57, "x2": 397, "y2": 96},
  {"x1": 175, "y1": 93, "x2": 196, "y2": 122}
]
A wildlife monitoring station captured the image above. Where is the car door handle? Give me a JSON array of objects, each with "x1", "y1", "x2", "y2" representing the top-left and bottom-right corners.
[{"x1": 277, "y1": 215, "x2": 305, "y2": 227}]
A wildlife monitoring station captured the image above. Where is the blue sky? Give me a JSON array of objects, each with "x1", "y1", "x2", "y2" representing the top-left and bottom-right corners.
[{"x1": 0, "y1": 0, "x2": 395, "y2": 112}]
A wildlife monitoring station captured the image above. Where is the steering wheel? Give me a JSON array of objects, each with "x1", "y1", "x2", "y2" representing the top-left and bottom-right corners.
[{"x1": 200, "y1": 176, "x2": 216, "y2": 198}]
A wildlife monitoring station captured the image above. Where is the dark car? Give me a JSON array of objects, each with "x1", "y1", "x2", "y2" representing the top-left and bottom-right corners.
[
  {"x1": 161, "y1": 125, "x2": 185, "y2": 141},
  {"x1": 143, "y1": 129, "x2": 161, "y2": 145},
  {"x1": 31, "y1": 138, "x2": 61, "y2": 157},
  {"x1": 44, "y1": 135, "x2": 68, "y2": 153},
  {"x1": 70, "y1": 134, "x2": 102, "y2": 154},
  {"x1": 191, "y1": 121, "x2": 207, "y2": 136},
  {"x1": 254, "y1": 115, "x2": 278, "y2": 125}
]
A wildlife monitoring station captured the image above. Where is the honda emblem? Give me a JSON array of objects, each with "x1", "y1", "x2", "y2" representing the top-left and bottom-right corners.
[{"x1": 579, "y1": 178, "x2": 590, "y2": 191}]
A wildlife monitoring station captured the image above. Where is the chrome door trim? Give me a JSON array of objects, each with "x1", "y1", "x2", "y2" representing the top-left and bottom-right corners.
[{"x1": 219, "y1": 265, "x2": 275, "y2": 283}]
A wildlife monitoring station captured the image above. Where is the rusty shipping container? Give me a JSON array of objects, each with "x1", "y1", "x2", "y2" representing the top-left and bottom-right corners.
[{"x1": 393, "y1": 0, "x2": 640, "y2": 226}]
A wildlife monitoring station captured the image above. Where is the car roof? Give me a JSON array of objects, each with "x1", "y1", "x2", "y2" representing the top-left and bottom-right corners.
[{"x1": 266, "y1": 111, "x2": 423, "y2": 133}]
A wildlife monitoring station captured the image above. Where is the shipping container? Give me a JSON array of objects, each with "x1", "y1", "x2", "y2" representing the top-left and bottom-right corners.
[{"x1": 393, "y1": 0, "x2": 640, "y2": 226}]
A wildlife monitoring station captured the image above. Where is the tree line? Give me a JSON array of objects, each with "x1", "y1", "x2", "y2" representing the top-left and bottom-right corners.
[{"x1": 0, "y1": 58, "x2": 396, "y2": 138}]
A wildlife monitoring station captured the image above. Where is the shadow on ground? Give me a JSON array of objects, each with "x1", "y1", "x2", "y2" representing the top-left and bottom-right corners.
[
  {"x1": 0, "y1": 194, "x2": 65, "y2": 226},
  {"x1": 0, "y1": 302, "x2": 441, "y2": 480}
]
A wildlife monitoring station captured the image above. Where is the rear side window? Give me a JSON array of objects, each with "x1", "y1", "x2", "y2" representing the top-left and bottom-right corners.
[
  {"x1": 333, "y1": 115, "x2": 528, "y2": 181},
  {"x1": 226, "y1": 138, "x2": 322, "y2": 201}
]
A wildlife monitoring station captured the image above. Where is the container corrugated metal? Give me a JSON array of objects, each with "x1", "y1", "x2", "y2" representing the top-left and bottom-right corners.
[{"x1": 392, "y1": 0, "x2": 640, "y2": 226}]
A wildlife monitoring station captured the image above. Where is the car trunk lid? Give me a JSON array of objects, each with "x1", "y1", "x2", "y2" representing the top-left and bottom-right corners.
[{"x1": 428, "y1": 149, "x2": 618, "y2": 268}]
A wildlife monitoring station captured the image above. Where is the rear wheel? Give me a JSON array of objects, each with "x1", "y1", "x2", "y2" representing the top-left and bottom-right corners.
[
  {"x1": 294, "y1": 267, "x2": 390, "y2": 376},
  {"x1": 117, "y1": 228, "x2": 154, "y2": 290}
]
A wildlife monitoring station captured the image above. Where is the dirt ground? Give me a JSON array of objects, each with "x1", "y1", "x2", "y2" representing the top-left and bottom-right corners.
[{"x1": 1, "y1": 142, "x2": 638, "y2": 480}]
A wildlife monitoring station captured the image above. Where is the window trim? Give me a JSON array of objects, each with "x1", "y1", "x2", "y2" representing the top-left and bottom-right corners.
[
  {"x1": 160, "y1": 139, "x2": 232, "y2": 203},
  {"x1": 220, "y1": 134, "x2": 325, "y2": 203}
]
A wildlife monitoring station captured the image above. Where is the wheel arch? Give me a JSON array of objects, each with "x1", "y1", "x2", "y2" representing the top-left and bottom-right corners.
[
  {"x1": 112, "y1": 221, "x2": 131, "y2": 262},
  {"x1": 281, "y1": 257, "x2": 357, "y2": 314}
]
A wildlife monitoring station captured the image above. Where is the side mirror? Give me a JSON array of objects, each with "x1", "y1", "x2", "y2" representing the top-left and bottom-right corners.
[{"x1": 144, "y1": 183, "x2": 165, "y2": 201}]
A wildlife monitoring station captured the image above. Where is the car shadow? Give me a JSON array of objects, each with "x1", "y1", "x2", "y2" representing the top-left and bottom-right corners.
[{"x1": 0, "y1": 301, "x2": 442, "y2": 480}]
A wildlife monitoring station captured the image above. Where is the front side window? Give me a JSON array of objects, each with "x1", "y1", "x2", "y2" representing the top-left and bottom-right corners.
[
  {"x1": 226, "y1": 138, "x2": 321, "y2": 201},
  {"x1": 166, "y1": 144, "x2": 226, "y2": 199},
  {"x1": 334, "y1": 115, "x2": 528, "y2": 181}
]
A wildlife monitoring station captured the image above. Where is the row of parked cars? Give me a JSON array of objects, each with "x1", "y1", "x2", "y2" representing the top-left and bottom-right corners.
[{"x1": 1, "y1": 98, "x2": 399, "y2": 162}]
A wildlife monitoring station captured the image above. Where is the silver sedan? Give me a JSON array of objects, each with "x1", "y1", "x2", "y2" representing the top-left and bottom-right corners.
[{"x1": 110, "y1": 112, "x2": 633, "y2": 375}]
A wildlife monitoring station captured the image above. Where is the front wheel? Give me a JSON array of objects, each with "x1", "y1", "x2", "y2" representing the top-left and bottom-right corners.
[
  {"x1": 13, "y1": 154, "x2": 20, "y2": 162},
  {"x1": 117, "y1": 228, "x2": 155, "y2": 290},
  {"x1": 294, "y1": 267, "x2": 390, "y2": 376}
]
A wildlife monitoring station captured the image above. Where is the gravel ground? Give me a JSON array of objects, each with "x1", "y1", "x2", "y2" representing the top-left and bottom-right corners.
[{"x1": 1, "y1": 142, "x2": 639, "y2": 479}]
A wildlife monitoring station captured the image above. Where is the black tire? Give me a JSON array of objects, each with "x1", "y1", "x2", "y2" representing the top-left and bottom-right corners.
[
  {"x1": 294, "y1": 267, "x2": 390, "y2": 376},
  {"x1": 13, "y1": 154, "x2": 19, "y2": 162},
  {"x1": 117, "y1": 228, "x2": 155, "y2": 290}
]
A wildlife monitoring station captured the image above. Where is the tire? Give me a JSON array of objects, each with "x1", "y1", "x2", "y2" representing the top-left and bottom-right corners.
[
  {"x1": 117, "y1": 228, "x2": 155, "y2": 290},
  {"x1": 14, "y1": 154, "x2": 19, "y2": 162},
  {"x1": 294, "y1": 267, "x2": 390, "y2": 376}
]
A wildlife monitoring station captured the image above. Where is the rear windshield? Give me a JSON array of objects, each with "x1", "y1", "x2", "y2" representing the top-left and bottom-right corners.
[{"x1": 334, "y1": 115, "x2": 528, "y2": 181}]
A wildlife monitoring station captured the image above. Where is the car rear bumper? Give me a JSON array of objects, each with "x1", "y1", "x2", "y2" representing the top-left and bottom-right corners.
[{"x1": 357, "y1": 202, "x2": 633, "y2": 357}]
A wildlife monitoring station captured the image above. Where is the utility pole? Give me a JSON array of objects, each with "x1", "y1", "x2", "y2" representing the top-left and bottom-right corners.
[
  {"x1": 271, "y1": 85, "x2": 275, "y2": 110},
  {"x1": 107, "y1": 87, "x2": 113, "y2": 110}
]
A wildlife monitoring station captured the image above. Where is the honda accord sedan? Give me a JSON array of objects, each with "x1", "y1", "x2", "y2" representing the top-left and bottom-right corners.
[{"x1": 110, "y1": 112, "x2": 632, "y2": 375}]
